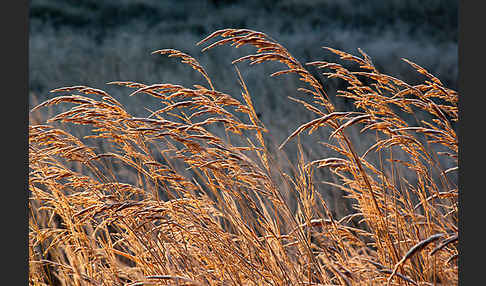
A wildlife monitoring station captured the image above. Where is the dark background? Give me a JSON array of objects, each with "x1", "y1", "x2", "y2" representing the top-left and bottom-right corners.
[{"x1": 29, "y1": 0, "x2": 458, "y2": 109}]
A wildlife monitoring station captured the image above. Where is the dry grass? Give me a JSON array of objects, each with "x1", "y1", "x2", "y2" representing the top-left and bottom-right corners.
[{"x1": 29, "y1": 29, "x2": 458, "y2": 285}]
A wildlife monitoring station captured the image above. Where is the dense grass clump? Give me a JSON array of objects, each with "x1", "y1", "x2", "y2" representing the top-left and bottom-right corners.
[{"x1": 29, "y1": 29, "x2": 458, "y2": 285}]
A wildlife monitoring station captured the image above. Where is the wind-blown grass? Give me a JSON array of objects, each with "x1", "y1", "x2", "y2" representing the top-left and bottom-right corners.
[{"x1": 29, "y1": 29, "x2": 458, "y2": 285}]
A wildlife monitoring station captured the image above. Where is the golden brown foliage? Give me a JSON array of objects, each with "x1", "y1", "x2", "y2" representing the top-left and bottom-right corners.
[{"x1": 29, "y1": 29, "x2": 458, "y2": 285}]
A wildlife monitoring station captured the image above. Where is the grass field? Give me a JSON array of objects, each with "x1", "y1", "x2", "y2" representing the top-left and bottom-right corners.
[
  {"x1": 29, "y1": 24, "x2": 458, "y2": 285},
  {"x1": 29, "y1": 0, "x2": 458, "y2": 184},
  {"x1": 29, "y1": 0, "x2": 458, "y2": 113}
]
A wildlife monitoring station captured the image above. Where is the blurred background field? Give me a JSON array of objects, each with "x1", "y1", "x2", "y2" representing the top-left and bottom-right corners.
[{"x1": 29, "y1": 0, "x2": 458, "y2": 111}]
